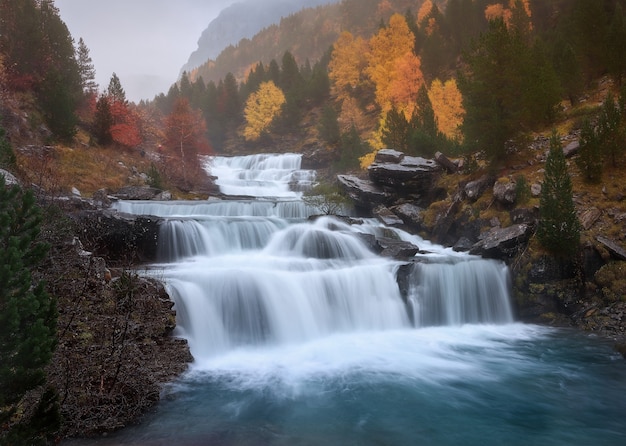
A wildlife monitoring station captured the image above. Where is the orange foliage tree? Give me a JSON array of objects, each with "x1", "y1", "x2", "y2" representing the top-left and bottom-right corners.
[
  {"x1": 389, "y1": 52, "x2": 425, "y2": 120},
  {"x1": 164, "y1": 98, "x2": 212, "y2": 189},
  {"x1": 110, "y1": 101, "x2": 142, "y2": 148},
  {"x1": 366, "y1": 13, "x2": 417, "y2": 113},
  {"x1": 328, "y1": 31, "x2": 370, "y2": 102},
  {"x1": 428, "y1": 78, "x2": 465, "y2": 141}
]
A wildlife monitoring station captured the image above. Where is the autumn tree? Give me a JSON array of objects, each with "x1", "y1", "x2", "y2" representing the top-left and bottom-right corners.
[
  {"x1": 428, "y1": 78, "x2": 464, "y2": 141},
  {"x1": 164, "y1": 97, "x2": 211, "y2": 188},
  {"x1": 243, "y1": 81, "x2": 286, "y2": 141},
  {"x1": 366, "y1": 13, "x2": 416, "y2": 113},
  {"x1": 537, "y1": 130, "x2": 580, "y2": 257},
  {"x1": 328, "y1": 31, "x2": 370, "y2": 102}
]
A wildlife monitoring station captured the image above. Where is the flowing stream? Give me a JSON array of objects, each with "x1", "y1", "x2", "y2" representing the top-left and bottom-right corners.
[{"x1": 78, "y1": 154, "x2": 626, "y2": 445}]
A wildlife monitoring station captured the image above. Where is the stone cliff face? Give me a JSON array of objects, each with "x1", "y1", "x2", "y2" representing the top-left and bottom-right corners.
[{"x1": 337, "y1": 149, "x2": 626, "y2": 350}]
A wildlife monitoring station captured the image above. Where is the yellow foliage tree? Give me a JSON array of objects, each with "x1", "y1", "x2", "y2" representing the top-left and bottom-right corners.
[
  {"x1": 428, "y1": 78, "x2": 465, "y2": 141},
  {"x1": 485, "y1": 0, "x2": 532, "y2": 33},
  {"x1": 328, "y1": 31, "x2": 370, "y2": 102},
  {"x1": 366, "y1": 13, "x2": 416, "y2": 112},
  {"x1": 243, "y1": 81, "x2": 286, "y2": 141},
  {"x1": 389, "y1": 52, "x2": 425, "y2": 120},
  {"x1": 417, "y1": 0, "x2": 434, "y2": 26}
]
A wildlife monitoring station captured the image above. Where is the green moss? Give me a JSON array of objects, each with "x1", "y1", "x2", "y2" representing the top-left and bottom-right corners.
[{"x1": 595, "y1": 262, "x2": 626, "y2": 302}]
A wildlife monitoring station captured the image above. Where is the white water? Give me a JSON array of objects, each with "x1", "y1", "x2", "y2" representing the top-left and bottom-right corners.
[
  {"x1": 89, "y1": 153, "x2": 626, "y2": 446},
  {"x1": 113, "y1": 153, "x2": 514, "y2": 360}
]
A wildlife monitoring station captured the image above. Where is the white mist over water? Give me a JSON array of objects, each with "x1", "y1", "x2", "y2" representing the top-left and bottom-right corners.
[{"x1": 96, "y1": 153, "x2": 626, "y2": 446}]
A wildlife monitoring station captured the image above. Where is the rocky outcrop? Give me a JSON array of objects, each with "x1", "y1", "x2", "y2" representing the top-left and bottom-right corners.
[
  {"x1": 368, "y1": 149, "x2": 442, "y2": 195},
  {"x1": 469, "y1": 224, "x2": 533, "y2": 259},
  {"x1": 71, "y1": 210, "x2": 162, "y2": 264},
  {"x1": 337, "y1": 174, "x2": 394, "y2": 208}
]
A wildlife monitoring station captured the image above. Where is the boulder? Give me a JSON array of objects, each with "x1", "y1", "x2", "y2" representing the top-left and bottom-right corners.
[
  {"x1": 434, "y1": 151, "x2": 458, "y2": 173},
  {"x1": 368, "y1": 154, "x2": 441, "y2": 192},
  {"x1": 563, "y1": 140, "x2": 580, "y2": 157},
  {"x1": 374, "y1": 148, "x2": 405, "y2": 163},
  {"x1": 531, "y1": 183, "x2": 542, "y2": 197},
  {"x1": 493, "y1": 178, "x2": 517, "y2": 205},
  {"x1": 372, "y1": 236, "x2": 420, "y2": 259},
  {"x1": 580, "y1": 207, "x2": 601, "y2": 230},
  {"x1": 72, "y1": 210, "x2": 162, "y2": 263},
  {"x1": 510, "y1": 207, "x2": 539, "y2": 226},
  {"x1": 373, "y1": 205, "x2": 404, "y2": 227},
  {"x1": 0, "y1": 168, "x2": 19, "y2": 186},
  {"x1": 337, "y1": 174, "x2": 394, "y2": 209},
  {"x1": 597, "y1": 236, "x2": 626, "y2": 261},
  {"x1": 469, "y1": 224, "x2": 532, "y2": 259},
  {"x1": 390, "y1": 202, "x2": 424, "y2": 229},
  {"x1": 464, "y1": 175, "x2": 495, "y2": 201}
]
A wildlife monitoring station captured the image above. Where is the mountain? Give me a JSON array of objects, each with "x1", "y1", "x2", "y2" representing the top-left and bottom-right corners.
[{"x1": 181, "y1": 0, "x2": 341, "y2": 74}]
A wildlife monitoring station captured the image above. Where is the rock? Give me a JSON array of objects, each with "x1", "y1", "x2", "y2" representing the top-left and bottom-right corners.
[
  {"x1": 337, "y1": 174, "x2": 393, "y2": 209},
  {"x1": 390, "y1": 203, "x2": 424, "y2": 229},
  {"x1": 0, "y1": 168, "x2": 19, "y2": 186},
  {"x1": 114, "y1": 186, "x2": 163, "y2": 200},
  {"x1": 597, "y1": 236, "x2": 626, "y2": 261},
  {"x1": 72, "y1": 210, "x2": 162, "y2": 263},
  {"x1": 510, "y1": 207, "x2": 539, "y2": 226},
  {"x1": 373, "y1": 205, "x2": 404, "y2": 227},
  {"x1": 92, "y1": 188, "x2": 112, "y2": 208},
  {"x1": 469, "y1": 224, "x2": 532, "y2": 259},
  {"x1": 372, "y1": 236, "x2": 420, "y2": 259},
  {"x1": 434, "y1": 151, "x2": 458, "y2": 173},
  {"x1": 368, "y1": 154, "x2": 441, "y2": 192},
  {"x1": 374, "y1": 148, "x2": 405, "y2": 163},
  {"x1": 155, "y1": 190, "x2": 172, "y2": 201},
  {"x1": 580, "y1": 207, "x2": 602, "y2": 230},
  {"x1": 71, "y1": 186, "x2": 81, "y2": 197},
  {"x1": 493, "y1": 178, "x2": 517, "y2": 205},
  {"x1": 531, "y1": 183, "x2": 542, "y2": 197},
  {"x1": 464, "y1": 175, "x2": 495, "y2": 201},
  {"x1": 453, "y1": 237, "x2": 474, "y2": 252},
  {"x1": 563, "y1": 140, "x2": 580, "y2": 157}
]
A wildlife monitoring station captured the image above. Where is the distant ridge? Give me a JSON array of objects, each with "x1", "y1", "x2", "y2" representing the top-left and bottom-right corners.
[{"x1": 181, "y1": 0, "x2": 339, "y2": 74}]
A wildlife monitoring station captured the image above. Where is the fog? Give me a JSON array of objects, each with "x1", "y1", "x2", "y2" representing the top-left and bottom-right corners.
[{"x1": 55, "y1": 0, "x2": 239, "y2": 102}]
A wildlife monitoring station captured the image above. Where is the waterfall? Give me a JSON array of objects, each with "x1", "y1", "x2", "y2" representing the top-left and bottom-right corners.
[{"x1": 113, "y1": 153, "x2": 514, "y2": 360}]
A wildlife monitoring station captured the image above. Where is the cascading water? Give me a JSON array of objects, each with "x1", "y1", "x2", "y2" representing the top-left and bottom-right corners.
[{"x1": 88, "y1": 153, "x2": 626, "y2": 446}]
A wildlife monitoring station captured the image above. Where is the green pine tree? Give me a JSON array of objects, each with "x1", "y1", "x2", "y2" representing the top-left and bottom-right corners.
[
  {"x1": 0, "y1": 176, "x2": 58, "y2": 441},
  {"x1": 0, "y1": 120, "x2": 17, "y2": 169},
  {"x1": 576, "y1": 119, "x2": 603, "y2": 183},
  {"x1": 537, "y1": 131, "x2": 581, "y2": 256}
]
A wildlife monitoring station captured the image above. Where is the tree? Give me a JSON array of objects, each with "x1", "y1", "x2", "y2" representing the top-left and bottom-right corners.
[
  {"x1": 328, "y1": 31, "x2": 370, "y2": 102},
  {"x1": 302, "y1": 182, "x2": 349, "y2": 215},
  {"x1": 0, "y1": 119, "x2": 16, "y2": 168},
  {"x1": 243, "y1": 81, "x2": 286, "y2": 141},
  {"x1": 0, "y1": 176, "x2": 58, "y2": 441},
  {"x1": 107, "y1": 72, "x2": 127, "y2": 104},
  {"x1": 597, "y1": 91, "x2": 624, "y2": 167},
  {"x1": 428, "y1": 78, "x2": 465, "y2": 141},
  {"x1": 93, "y1": 94, "x2": 113, "y2": 145},
  {"x1": 318, "y1": 104, "x2": 341, "y2": 146},
  {"x1": 366, "y1": 13, "x2": 416, "y2": 112},
  {"x1": 576, "y1": 119, "x2": 603, "y2": 183},
  {"x1": 164, "y1": 97, "x2": 211, "y2": 187},
  {"x1": 76, "y1": 37, "x2": 97, "y2": 94},
  {"x1": 537, "y1": 131, "x2": 580, "y2": 256}
]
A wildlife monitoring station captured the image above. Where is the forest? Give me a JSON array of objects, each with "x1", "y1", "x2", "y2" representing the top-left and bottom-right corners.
[{"x1": 2, "y1": 0, "x2": 626, "y2": 443}]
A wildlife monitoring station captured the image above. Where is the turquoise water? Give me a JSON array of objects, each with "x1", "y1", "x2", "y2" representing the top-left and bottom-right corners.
[{"x1": 72, "y1": 324, "x2": 626, "y2": 446}]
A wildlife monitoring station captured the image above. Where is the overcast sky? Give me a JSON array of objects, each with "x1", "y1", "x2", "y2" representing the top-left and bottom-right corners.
[{"x1": 55, "y1": 0, "x2": 239, "y2": 102}]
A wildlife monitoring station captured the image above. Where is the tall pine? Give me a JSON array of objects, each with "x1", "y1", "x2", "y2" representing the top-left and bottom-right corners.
[
  {"x1": 537, "y1": 131, "x2": 580, "y2": 256},
  {"x1": 0, "y1": 175, "x2": 57, "y2": 438}
]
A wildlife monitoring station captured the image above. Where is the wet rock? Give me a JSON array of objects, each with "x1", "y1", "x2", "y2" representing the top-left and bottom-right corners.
[
  {"x1": 337, "y1": 174, "x2": 393, "y2": 209},
  {"x1": 374, "y1": 148, "x2": 405, "y2": 163},
  {"x1": 114, "y1": 186, "x2": 164, "y2": 200},
  {"x1": 453, "y1": 237, "x2": 474, "y2": 252},
  {"x1": 371, "y1": 236, "x2": 420, "y2": 259},
  {"x1": 390, "y1": 203, "x2": 424, "y2": 230},
  {"x1": 469, "y1": 224, "x2": 532, "y2": 259},
  {"x1": 373, "y1": 205, "x2": 404, "y2": 227},
  {"x1": 368, "y1": 153, "x2": 441, "y2": 192}
]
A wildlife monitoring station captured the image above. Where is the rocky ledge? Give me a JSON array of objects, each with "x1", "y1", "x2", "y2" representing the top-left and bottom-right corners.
[{"x1": 338, "y1": 148, "x2": 626, "y2": 351}]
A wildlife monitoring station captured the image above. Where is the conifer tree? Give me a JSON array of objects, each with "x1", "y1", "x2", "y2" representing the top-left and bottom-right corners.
[
  {"x1": 576, "y1": 119, "x2": 603, "y2": 183},
  {"x1": 0, "y1": 176, "x2": 57, "y2": 437},
  {"x1": 76, "y1": 37, "x2": 97, "y2": 94},
  {"x1": 537, "y1": 131, "x2": 580, "y2": 256}
]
